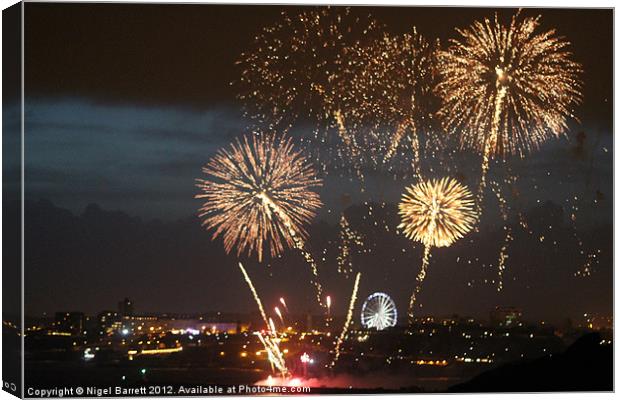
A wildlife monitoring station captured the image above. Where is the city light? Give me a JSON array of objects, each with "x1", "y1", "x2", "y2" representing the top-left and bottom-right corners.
[
  {"x1": 300, "y1": 352, "x2": 314, "y2": 364},
  {"x1": 140, "y1": 347, "x2": 183, "y2": 355},
  {"x1": 83, "y1": 348, "x2": 95, "y2": 360}
]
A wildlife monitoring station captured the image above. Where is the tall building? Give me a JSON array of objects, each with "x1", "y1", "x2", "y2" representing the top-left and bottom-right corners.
[{"x1": 118, "y1": 298, "x2": 134, "y2": 316}]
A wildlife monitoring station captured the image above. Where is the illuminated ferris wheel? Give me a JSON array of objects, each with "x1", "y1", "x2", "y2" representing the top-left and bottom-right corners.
[{"x1": 360, "y1": 292, "x2": 398, "y2": 330}]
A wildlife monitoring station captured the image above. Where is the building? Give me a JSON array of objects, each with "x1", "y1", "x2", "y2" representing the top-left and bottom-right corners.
[
  {"x1": 112, "y1": 314, "x2": 248, "y2": 336},
  {"x1": 53, "y1": 312, "x2": 85, "y2": 335},
  {"x1": 97, "y1": 311, "x2": 121, "y2": 336},
  {"x1": 118, "y1": 298, "x2": 134, "y2": 316},
  {"x1": 490, "y1": 306, "x2": 522, "y2": 327}
]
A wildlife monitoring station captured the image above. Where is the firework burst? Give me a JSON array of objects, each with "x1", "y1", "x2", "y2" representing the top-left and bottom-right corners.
[
  {"x1": 398, "y1": 178, "x2": 477, "y2": 324},
  {"x1": 235, "y1": 7, "x2": 381, "y2": 176},
  {"x1": 399, "y1": 178, "x2": 477, "y2": 248},
  {"x1": 341, "y1": 29, "x2": 438, "y2": 177},
  {"x1": 436, "y1": 11, "x2": 582, "y2": 199},
  {"x1": 196, "y1": 133, "x2": 322, "y2": 262}
]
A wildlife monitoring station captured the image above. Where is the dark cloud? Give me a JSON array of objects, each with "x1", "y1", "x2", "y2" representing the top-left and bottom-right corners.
[{"x1": 22, "y1": 99, "x2": 253, "y2": 218}]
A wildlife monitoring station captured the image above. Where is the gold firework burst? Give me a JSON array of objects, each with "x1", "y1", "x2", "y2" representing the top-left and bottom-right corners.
[
  {"x1": 235, "y1": 7, "x2": 380, "y2": 174},
  {"x1": 398, "y1": 177, "x2": 477, "y2": 248},
  {"x1": 195, "y1": 133, "x2": 322, "y2": 262},
  {"x1": 435, "y1": 11, "x2": 582, "y2": 192},
  {"x1": 342, "y1": 29, "x2": 438, "y2": 176},
  {"x1": 399, "y1": 177, "x2": 477, "y2": 325}
]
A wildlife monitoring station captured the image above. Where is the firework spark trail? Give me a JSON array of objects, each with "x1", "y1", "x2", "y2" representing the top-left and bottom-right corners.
[
  {"x1": 490, "y1": 180, "x2": 513, "y2": 291},
  {"x1": 196, "y1": 133, "x2": 322, "y2": 262},
  {"x1": 383, "y1": 118, "x2": 422, "y2": 181},
  {"x1": 237, "y1": 263, "x2": 288, "y2": 377},
  {"x1": 436, "y1": 12, "x2": 582, "y2": 210},
  {"x1": 398, "y1": 178, "x2": 477, "y2": 325},
  {"x1": 334, "y1": 110, "x2": 365, "y2": 184},
  {"x1": 299, "y1": 247, "x2": 325, "y2": 307},
  {"x1": 568, "y1": 201, "x2": 600, "y2": 278},
  {"x1": 408, "y1": 121, "x2": 422, "y2": 182},
  {"x1": 407, "y1": 201, "x2": 437, "y2": 324},
  {"x1": 408, "y1": 244, "x2": 431, "y2": 323},
  {"x1": 384, "y1": 121, "x2": 408, "y2": 162},
  {"x1": 279, "y1": 297, "x2": 289, "y2": 313},
  {"x1": 256, "y1": 331, "x2": 288, "y2": 378},
  {"x1": 326, "y1": 296, "x2": 331, "y2": 315},
  {"x1": 478, "y1": 86, "x2": 508, "y2": 208},
  {"x1": 331, "y1": 272, "x2": 361, "y2": 368},
  {"x1": 256, "y1": 191, "x2": 325, "y2": 307},
  {"x1": 238, "y1": 262, "x2": 269, "y2": 328},
  {"x1": 334, "y1": 110, "x2": 360, "y2": 159},
  {"x1": 325, "y1": 295, "x2": 332, "y2": 328},
  {"x1": 337, "y1": 214, "x2": 364, "y2": 278},
  {"x1": 274, "y1": 307, "x2": 284, "y2": 325},
  {"x1": 496, "y1": 233, "x2": 511, "y2": 290},
  {"x1": 268, "y1": 318, "x2": 277, "y2": 336}
]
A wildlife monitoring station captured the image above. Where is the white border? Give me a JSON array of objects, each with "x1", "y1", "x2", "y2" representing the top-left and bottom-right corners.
[{"x1": 0, "y1": 2, "x2": 615, "y2": 400}]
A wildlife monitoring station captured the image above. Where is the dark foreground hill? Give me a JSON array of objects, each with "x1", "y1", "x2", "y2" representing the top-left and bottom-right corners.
[{"x1": 450, "y1": 333, "x2": 612, "y2": 392}]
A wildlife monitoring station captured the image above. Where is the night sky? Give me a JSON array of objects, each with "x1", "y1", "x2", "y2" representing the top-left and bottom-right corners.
[{"x1": 18, "y1": 4, "x2": 612, "y2": 324}]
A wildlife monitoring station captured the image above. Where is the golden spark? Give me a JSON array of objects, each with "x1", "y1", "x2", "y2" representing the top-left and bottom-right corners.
[
  {"x1": 398, "y1": 178, "x2": 477, "y2": 324},
  {"x1": 235, "y1": 7, "x2": 381, "y2": 176},
  {"x1": 336, "y1": 214, "x2": 364, "y2": 278},
  {"x1": 490, "y1": 179, "x2": 514, "y2": 291},
  {"x1": 237, "y1": 262, "x2": 288, "y2": 377},
  {"x1": 331, "y1": 272, "x2": 361, "y2": 368},
  {"x1": 268, "y1": 318, "x2": 277, "y2": 336},
  {"x1": 274, "y1": 307, "x2": 284, "y2": 325},
  {"x1": 399, "y1": 178, "x2": 477, "y2": 248},
  {"x1": 237, "y1": 262, "x2": 269, "y2": 329},
  {"x1": 436, "y1": 11, "x2": 582, "y2": 200},
  {"x1": 195, "y1": 133, "x2": 322, "y2": 262},
  {"x1": 279, "y1": 297, "x2": 288, "y2": 312},
  {"x1": 341, "y1": 29, "x2": 437, "y2": 178},
  {"x1": 256, "y1": 331, "x2": 288, "y2": 378}
]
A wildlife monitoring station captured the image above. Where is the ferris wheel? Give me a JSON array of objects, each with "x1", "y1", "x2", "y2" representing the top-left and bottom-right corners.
[{"x1": 360, "y1": 292, "x2": 398, "y2": 330}]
